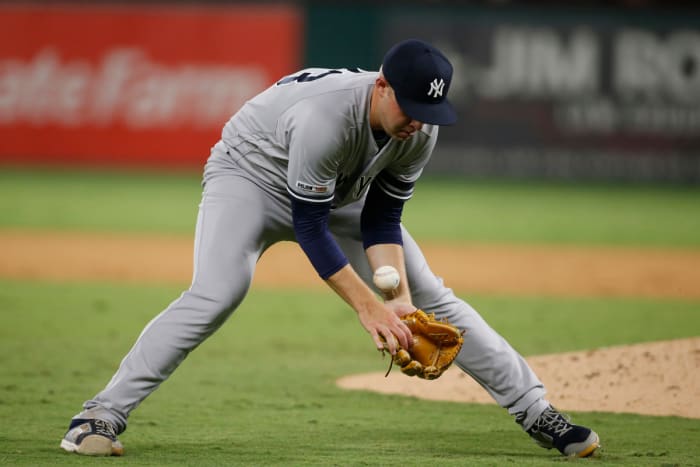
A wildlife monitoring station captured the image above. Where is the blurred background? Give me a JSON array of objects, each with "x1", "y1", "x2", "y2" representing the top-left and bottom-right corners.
[{"x1": 0, "y1": 0, "x2": 698, "y2": 183}]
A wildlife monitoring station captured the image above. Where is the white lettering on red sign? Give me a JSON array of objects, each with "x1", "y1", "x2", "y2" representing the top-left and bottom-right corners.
[{"x1": 0, "y1": 48, "x2": 267, "y2": 128}]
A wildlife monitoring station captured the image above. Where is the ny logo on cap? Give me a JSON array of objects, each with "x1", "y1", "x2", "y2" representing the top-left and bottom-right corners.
[{"x1": 427, "y1": 78, "x2": 445, "y2": 98}]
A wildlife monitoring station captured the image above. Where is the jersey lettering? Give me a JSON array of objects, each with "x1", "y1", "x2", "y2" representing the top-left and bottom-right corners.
[
  {"x1": 276, "y1": 68, "x2": 363, "y2": 86},
  {"x1": 354, "y1": 176, "x2": 373, "y2": 198}
]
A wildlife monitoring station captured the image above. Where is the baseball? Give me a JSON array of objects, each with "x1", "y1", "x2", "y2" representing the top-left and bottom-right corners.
[{"x1": 373, "y1": 265, "x2": 400, "y2": 291}]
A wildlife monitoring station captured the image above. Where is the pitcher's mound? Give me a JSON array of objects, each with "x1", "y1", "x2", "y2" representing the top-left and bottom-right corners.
[{"x1": 337, "y1": 337, "x2": 700, "y2": 419}]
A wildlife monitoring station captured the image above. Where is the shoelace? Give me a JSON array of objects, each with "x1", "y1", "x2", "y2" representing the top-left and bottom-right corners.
[
  {"x1": 91, "y1": 419, "x2": 117, "y2": 439},
  {"x1": 531, "y1": 407, "x2": 574, "y2": 437}
]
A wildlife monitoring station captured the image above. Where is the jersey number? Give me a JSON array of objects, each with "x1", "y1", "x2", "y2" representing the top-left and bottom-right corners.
[{"x1": 276, "y1": 68, "x2": 362, "y2": 86}]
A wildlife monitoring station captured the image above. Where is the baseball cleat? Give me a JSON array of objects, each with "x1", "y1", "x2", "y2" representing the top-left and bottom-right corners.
[
  {"x1": 525, "y1": 405, "x2": 600, "y2": 457},
  {"x1": 60, "y1": 418, "x2": 124, "y2": 456}
]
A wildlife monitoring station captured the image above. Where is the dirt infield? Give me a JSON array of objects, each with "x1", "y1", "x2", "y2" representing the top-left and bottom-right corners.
[
  {"x1": 2, "y1": 229, "x2": 699, "y2": 418},
  {"x1": 3, "y1": 229, "x2": 700, "y2": 299}
]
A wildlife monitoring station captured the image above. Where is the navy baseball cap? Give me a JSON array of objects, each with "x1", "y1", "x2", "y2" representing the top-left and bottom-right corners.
[{"x1": 382, "y1": 39, "x2": 457, "y2": 126}]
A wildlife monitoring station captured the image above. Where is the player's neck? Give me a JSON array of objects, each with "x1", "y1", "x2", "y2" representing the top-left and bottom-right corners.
[{"x1": 369, "y1": 84, "x2": 382, "y2": 131}]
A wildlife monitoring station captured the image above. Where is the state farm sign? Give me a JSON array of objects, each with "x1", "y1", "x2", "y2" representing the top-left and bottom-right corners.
[
  {"x1": 1, "y1": 48, "x2": 264, "y2": 129},
  {"x1": 0, "y1": 4, "x2": 302, "y2": 167}
]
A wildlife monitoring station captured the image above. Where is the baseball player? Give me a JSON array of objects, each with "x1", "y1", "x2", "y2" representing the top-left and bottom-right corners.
[{"x1": 60, "y1": 39, "x2": 600, "y2": 458}]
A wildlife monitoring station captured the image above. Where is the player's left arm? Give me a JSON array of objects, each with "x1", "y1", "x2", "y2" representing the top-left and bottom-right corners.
[
  {"x1": 361, "y1": 130, "x2": 437, "y2": 304},
  {"x1": 361, "y1": 177, "x2": 412, "y2": 304},
  {"x1": 290, "y1": 197, "x2": 413, "y2": 354}
]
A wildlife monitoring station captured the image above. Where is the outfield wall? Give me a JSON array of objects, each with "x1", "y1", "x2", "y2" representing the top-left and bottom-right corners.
[{"x1": 1, "y1": 2, "x2": 698, "y2": 182}]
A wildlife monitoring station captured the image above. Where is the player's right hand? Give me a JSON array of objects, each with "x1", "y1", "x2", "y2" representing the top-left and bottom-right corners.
[
  {"x1": 386, "y1": 301, "x2": 418, "y2": 318},
  {"x1": 358, "y1": 302, "x2": 413, "y2": 355}
]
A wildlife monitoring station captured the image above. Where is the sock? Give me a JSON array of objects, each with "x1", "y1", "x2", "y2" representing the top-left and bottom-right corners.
[{"x1": 516, "y1": 398, "x2": 550, "y2": 431}]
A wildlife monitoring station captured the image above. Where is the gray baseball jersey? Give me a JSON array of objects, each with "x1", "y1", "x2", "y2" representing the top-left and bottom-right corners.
[
  {"x1": 207, "y1": 68, "x2": 434, "y2": 208},
  {"x1": 76, "y1": 67, "x2": 547, "y2": 433}
]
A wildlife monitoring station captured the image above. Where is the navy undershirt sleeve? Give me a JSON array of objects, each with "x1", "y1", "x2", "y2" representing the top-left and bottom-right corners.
[
  {"x1": 291, "y1": 198, "x2": 349, "y2": 280},
  {"x1": 360, "y1": 179, "x2": 408, "y2": 249}
]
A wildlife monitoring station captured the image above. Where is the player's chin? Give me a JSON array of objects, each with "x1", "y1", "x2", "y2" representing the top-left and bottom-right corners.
[{"x1": 392, "y1": 131, "x2": 414, "y2": 141}]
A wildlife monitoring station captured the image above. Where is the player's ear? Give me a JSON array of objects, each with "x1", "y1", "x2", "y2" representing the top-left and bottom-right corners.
[{"x1": 375, "y1": 75, "x2": 390, "y2": 97}]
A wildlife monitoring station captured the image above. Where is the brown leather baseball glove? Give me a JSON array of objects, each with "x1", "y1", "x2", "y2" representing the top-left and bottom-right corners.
[{"x1": 384, "y1": 309, "x2": 465, "y2": 380}]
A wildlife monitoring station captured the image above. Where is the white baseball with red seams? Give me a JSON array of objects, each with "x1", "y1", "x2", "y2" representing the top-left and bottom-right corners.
[{"x1": 373, "y1": 265, "x2": 400, "y2": 292}]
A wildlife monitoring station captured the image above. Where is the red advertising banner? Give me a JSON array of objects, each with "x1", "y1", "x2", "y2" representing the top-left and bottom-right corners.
[{"x1": 0, "y1": 4, "x2": 302, "y2": 168}]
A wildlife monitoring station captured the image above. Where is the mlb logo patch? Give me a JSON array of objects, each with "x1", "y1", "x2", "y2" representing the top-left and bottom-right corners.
[{"x1": 296, "y1": 181, "x2": 328, "y2": 193}]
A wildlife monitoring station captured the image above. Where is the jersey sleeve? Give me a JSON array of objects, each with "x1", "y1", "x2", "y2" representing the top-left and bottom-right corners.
[
  {"x1": 283, "y1": 96, "x2": 352, "y2": 204},
  {"x1": 380, "y1": 125, "x2": 439, "y2": 200}
]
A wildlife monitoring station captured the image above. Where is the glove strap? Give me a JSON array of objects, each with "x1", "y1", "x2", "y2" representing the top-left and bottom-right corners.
[{"x1": 383, "y1": 350, "x2": 394, "y2": 377}]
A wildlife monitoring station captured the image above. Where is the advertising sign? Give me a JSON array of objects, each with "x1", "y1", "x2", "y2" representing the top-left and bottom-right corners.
[
  {"x1": 379, "y1": 8, "x2": 700, "y2": 181},
  {"x1": 0, "y1": 4, "x2": 302, "y2": 167}
]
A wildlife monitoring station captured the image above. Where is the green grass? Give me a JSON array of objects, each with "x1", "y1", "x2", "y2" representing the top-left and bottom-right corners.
[
  {"x1": 0, "y1": 168, "x2": 202, "y2": 234},
  {"x1": 1, "y1": 168, "x2": 699, "y2": 465},
  {"x1": 406, "y1": 178, "x2": 700, "y2": 247},
  {"x1": 1, "y1": 280, "x2": 699, "y2": 466},
  {"x1": 1, "y1": 168, "x2": 699, "y2": 246}
]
